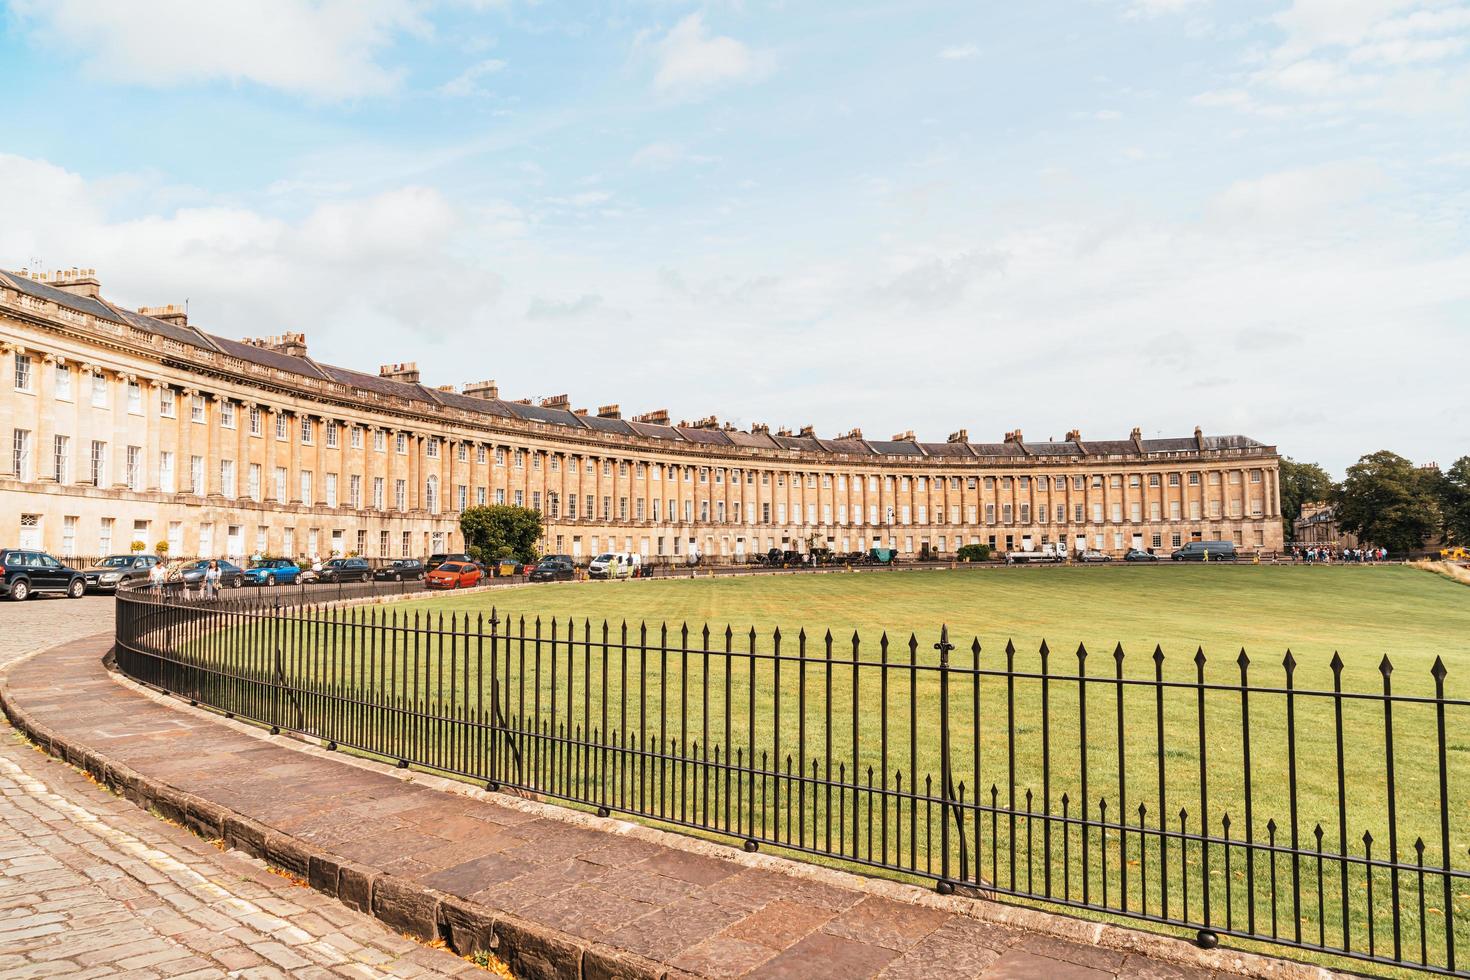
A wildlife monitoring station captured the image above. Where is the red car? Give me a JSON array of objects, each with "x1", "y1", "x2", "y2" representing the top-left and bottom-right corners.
[{"x1": 424, "y1": 561, "x2": 482, "y2": 590}]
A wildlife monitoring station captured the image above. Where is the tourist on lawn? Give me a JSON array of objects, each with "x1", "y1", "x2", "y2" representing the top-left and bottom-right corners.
[{"x1": 203, "y1": 560, "x2": 222, "y2": 601}]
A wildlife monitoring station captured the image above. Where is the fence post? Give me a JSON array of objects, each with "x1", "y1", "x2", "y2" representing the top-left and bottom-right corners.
[{"x1": 935, "y1": 624, "x2": 956, "y2": 894}]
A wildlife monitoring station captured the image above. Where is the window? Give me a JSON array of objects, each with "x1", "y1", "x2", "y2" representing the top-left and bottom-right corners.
[
  {"x1": 61, "y1": 516, "x2": 77, "y2": 557},
  {"x1": 92, "y1": 374, "x2": 108, "y2": 408},
  {"x1": 249, "y1": 406, "x2": 262, "y2": 436},
  {"x1": 495, "y1": 447, "x2": 506, "y2": 465},
  {"x1": 98, "y1": 518, "x2": 113, "y2": 554},
  {"x1": 457, "y1": 443, "x2": 467, "y2": 463},
  {"x1": 191, "y1": 394, "x2": 206, "y2": 423},
  {"x1": 89, "y1": 442, "x2": 107, "y2": 487},
  {"x1": 476, "y1": 445, "x2": 487, "y2": 464},
  {"x1": 159, "y1": 386, "x2": 174, "y2": 417},
  {"x1": 350, "y1": 426, "x2": 362, "y2": 449},
  {"x1": 1019, "y1": 504, "x2": 1030, "y2": 523},
  {"x1": 517, "y1": 489, "x2": 526, "y2": 508},
  {"x1": 395, "y1": 479, "x2": 407, "y2": 511},
  {"x1": 220, "y1": 400, "x2": 235, "y2": 428},
  {"x1": 276, "y1": 413, "x2": 289, "y2": 440},
  {"x1": 425, "y1": 475, "x2": 439, "y2": 512},
  {"x1": 300, "y1": 471, "x2": 313, "y2": 507},
  {"x1": 496, "y1": 489, "x2": 506, "y2": 505},
  {"x1": 11, "y1": 429, "x2": 32, "y2": 480},
  {"x1": 325, "y1": 473, "x2": 338, "y2": 507},
  {"x1": 247, "y1": 464, "x2": 261, "y2": 501},
  {"x1": 349, "y1": 475, "x2": 361, "y2": 508},
  {"x1": 379, "y1": 530, "x2": 389, "y2": 556},
  {"x1": 13, "y1": 354, "x2": 32, "y2": 392},
  {"x1": 426, "y1": 438, "x2": 440, "y2": 459},
  {"x1": 1251, "y1": 470, "x2": 1262, "y2": 483},
  {"x1": 1169, "y1": 473, "x2": 1181, "y2": 487},
  {"x1": 219, "y1": 458, "x2": 235, "y2": 498},
  {"x1": 1149, "y1": 474, "x2": 1160, "y2": 487},
  {"x1": 327, "y1": 424, "x2": 340, "y2": 448},
  {"x1": 1189, "y1": 472, "x2": 1200, "y2": 486},
  {"x1": 985, "y1": 503, "x2": 995, "y2": 523},
  {"x1": 396, "y1": 432, "x2": 408, "y2": 454},
  {"x1": 123, "y1": 381, "x2": 141, "y2": 415},
  {"x1": 190, "y1": 455, "x2": 203, "y2": 495},
  {"x1": 372, "y1": 477, "x2": 384, "y2": 509},
  {"x1": 1001, "y1": 504, "x2": 1012, "y2": 523},
  {"x1": 401, "y1": 531, "x2": 411, "y2": 557},
  {"x1": 52, "y1": 435, "x2": 69, "y2": 483},
  {"x1": 374, "y1": 430, "x2": 386, "y2": 452},
  {"x1": 300, "y1": 417, "x2": 313, "y2": 444},
  {"x1": 275, "y1": 467, "x2": 288, "y2": 502},
  {"x1": 54, "y1": 363, "x2": 71, "y2": 401},
  {"x1": 457, "y1": 485, "x2": 467, "y2": 511},
  {"x1": 126, "y1": 446, "x2": 143, "y2": 491}
]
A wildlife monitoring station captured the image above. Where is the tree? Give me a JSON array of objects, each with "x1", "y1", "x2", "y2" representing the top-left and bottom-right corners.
[
  {"x1": 1278, "y1": 457, "x2": 1333, "y2": 543},
  {"x1": 1331, "y1": 451, "x2": 1441, "y2": 554},
  {"x1": 459, "y1": 505, "x2": 542, "y2": 564},
  {"x1": 1437, "y1": 456, "x2": 1470, "y2": 546}
]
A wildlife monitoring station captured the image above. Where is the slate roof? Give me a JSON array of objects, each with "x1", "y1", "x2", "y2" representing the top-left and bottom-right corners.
[{"x1": 1, "y1": 269, "x2": 1273, "y2": 460}]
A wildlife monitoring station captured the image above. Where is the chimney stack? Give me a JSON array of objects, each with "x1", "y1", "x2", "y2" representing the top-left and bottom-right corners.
[
  {"x1": 379, "y1": 362, "x2": 420, "y2": 384},
  {"x1": 892, "y1": 430, "x2": 915, "y2": 442},
  {"x1": 751, "y1": 422, "x2": 770, "y2": 435},
  {"x1": 540, "y1": 394, "x2": 570, "y2": 410},
  {"x1": 798, "y1": 425, "x2": 815, "y2": 438},
  {"x1": 463, "y1": 380, "x2": 499, "y2": 400},
  {"x1": 1194, "y1": 425, "x2": 1205, "y2": 450},
  {"x1": 836, "y1": 427, "x2": 863, "y2": 441},
  {"x1": 633, "y1": 409, "x2": 670, "y2": 425},
  {"x1": 139, "y1": 304, "x2": 188, "y2": 328},
  {"x1": 49, "y1": 267, "x2": 102, "y2": 300},
  {"x1": 947, "y1": 429, "x2": 968, "y2": 444},
  {"x1": 597, "y1": 404, "x2": 621, "y2": 419},
  {"x1": 243, "y1": 333, "x2": 308, "y2": 358}
]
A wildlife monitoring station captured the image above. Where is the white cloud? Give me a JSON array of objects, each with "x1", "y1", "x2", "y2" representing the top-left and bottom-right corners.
[
  {"x1": 439, "y1": 58, "x2": 507, "y2": 97},
  {"x1": 648, "y1": 13, "x2": 770, "y2": 98},
  {"x1": 9, "y1": 0, "x2": 425, "y2": 100},
  {"x1": 1125, "y1": 0, "x2": 1208, "y2": 18},
  {"x1": 938, "y1": 43, "x2": 979, "y2": 60},
  {"x1": 629, "y1": 142, "x2": 719, "y2": 170}
]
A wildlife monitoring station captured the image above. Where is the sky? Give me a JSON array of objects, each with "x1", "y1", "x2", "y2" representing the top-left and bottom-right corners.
[{"x1": 0, "y1": 0, "x2": 1467, "y2": 475}]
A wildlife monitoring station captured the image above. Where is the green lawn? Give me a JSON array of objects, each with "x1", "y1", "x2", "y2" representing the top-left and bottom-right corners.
[{"x1": 170, "y1": 564, "x2": 1470, "y2": 973}]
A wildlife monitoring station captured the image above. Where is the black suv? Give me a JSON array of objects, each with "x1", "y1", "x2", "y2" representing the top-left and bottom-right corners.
[
  {"x1": 319, "y1": 557, "x2": 372, "y2": 583},
  {"x1": 1, "y1": 549, "x2": 87, "y2": 601},
  {"x1": 373, "y1": 558, "x2": 425, "y2": 582},
  {"x1": 82, "y1": 554, "x2": 159, "y2": 592}
]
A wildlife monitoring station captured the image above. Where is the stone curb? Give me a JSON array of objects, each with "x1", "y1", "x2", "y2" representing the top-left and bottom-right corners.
[{"x1": 0, "y1": 641, "x2": 1342, "y2": 980}]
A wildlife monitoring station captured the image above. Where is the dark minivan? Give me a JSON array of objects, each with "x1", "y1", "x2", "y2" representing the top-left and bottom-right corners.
[
  {"x1": 1, "y1": 549, "x2": 87, "y2": 600},
  {"x1": 1170, "y1": 541, "x2": 1237, "y2": 562}
]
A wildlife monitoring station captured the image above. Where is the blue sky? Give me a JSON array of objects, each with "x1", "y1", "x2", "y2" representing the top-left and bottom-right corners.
[{"x1": 2, "y1": 0, "x2": 1467, "y2": 473}]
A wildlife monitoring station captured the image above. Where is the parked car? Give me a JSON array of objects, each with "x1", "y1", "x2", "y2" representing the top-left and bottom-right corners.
[
  {"x1": 1, "y1": 549, "x2": 87, "y2": 600},
  {"x1": 1124, "y1": 548, "x2": 1159, "y2": 562},
  {"x1": 179, "y1": 559, "x2": 246, "y2": 589},
  {"x1": 530, "y1": 559, "x2": 575, "y2": 583},
  {"x1": 542, "y1": 553, "x2": 574, "y2": 567},
  {"x1": 1171, "y1": 541, "x2": 1238, "y2": 562},
  {"x1": 425, "y1": 561, "x2": 482, "y2": 590},
  {"x1": 1077, "y1": 549, "x2": 1113, "y2": 563},
  {"x1": 81, "y1": 554, "x2": 159, "y2": 592},
  {"x1": 426, "y1": 553, "x2": 473, "y2": 572},
  {"x1": 319, "y1": 557, "x2": 371, "y2": 583},
  {"x1": 244, "y1": 558, "x2": 303, "y2": 587},
  {"x1": 373, "y1": 558, "x2": 425, "y2": 582},
  {"x1": 494, "y1": 559, "x2": 523, "y2": 577}
]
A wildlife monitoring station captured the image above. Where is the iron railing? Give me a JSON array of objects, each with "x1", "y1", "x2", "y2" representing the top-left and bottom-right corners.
[{"x1": 113, "y1": 588, "x2": 1469, "y2": 975}]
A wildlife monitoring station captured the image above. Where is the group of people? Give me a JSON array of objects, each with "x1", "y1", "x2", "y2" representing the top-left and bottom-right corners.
[
  {"x1": 145, "y1": 558, "x2": 227, "y2": 599},
  {"x1": 1295, "y1": 546, "x2": 1387, "y2": 563}
]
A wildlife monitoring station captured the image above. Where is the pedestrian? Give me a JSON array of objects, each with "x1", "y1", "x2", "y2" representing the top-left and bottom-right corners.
[
  {"x1": 148, "y1": 560, "x2": 166, "y2": 596},
  {"x1": 203, "y1": 559, "x2": 221, "y2": 601}
]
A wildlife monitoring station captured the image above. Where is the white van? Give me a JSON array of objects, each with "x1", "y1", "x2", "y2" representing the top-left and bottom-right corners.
[{"x1": 588, "y1": 552, "x2": 617, "y2": 579}]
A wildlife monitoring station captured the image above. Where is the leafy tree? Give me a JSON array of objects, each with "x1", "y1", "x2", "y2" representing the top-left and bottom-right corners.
[
  {"x1": 459, "y1": 505, "x2": 542, "y2": 564},
  {"x1": 1331, "y1": 451, "x2": 1441, "y2": 554},
  {"x1": 1278, "y1": 457, "x2": 1333, "y2": 543},
  {"x1": 1437, "y1": 456, "x2": 1470, "y2": 546}
]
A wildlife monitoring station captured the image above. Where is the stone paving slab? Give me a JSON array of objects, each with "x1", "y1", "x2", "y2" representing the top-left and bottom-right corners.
[{"x1": 1, "y1": 634, "x2": 1334, "y2": 980}]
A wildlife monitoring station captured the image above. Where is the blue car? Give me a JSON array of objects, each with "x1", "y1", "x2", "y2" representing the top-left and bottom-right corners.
[{"x1": 244, "y1": 558, "x2": 303, "y2": 587}]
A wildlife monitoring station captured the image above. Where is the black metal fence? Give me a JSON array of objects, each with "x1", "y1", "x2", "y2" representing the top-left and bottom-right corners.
[{"x1": 113, "y1": 588, "x2": 1469, "y2": 975}]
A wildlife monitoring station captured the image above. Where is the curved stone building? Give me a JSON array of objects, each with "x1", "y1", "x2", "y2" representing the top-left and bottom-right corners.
[{"x1": 0, "y1": 268, "x2": 1283, "y2": 562}]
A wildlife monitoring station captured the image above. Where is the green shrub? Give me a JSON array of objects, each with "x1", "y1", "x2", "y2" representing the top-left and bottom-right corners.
[{"x1": 956, "y1": 544, "x2": 992, "y2": 563}]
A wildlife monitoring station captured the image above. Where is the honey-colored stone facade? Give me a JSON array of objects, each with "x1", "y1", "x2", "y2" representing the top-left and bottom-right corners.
[{"x1": 0, "y1": 269, "x2": 1283, "y2": 562}]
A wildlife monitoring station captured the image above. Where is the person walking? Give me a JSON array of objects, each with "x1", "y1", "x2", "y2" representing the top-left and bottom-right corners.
[
  {"x1": 203, "y1": 559, "x2": 222, "y2": 601},
  {"x1": 147, "y1": 559, "x2": 166, "y2": 596}
]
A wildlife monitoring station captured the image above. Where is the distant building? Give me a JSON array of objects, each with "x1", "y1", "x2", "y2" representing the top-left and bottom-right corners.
[
  {"x1": 1293, "y1": 502, "x2": 1358, "y2": 550},
  {"x1": 1, "y1": 267, "x2": 1285, "y2": 562}
]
